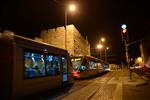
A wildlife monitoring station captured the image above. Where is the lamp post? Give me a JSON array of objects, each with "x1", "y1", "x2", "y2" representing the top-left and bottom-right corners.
[
  {"x1": 65, "y1": 3, "x2": 76, "y2": 49},
  {"x1": 97, "y1": 44, "x2": 103, "y2": 59},
  {"x1": 97, "y1": 37, "x2": 106, "y2": 59},
  {"x1": 105, "y1": 47, "x2": 109, "y2": 61}
]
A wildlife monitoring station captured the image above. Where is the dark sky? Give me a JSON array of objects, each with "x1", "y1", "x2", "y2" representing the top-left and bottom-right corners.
[{"x1": 0, "y1": 0, "x2": 150, "y2": 60}]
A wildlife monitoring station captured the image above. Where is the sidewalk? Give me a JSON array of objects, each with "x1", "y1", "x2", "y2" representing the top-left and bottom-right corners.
[
  {"x1": 108, "y1": 68, "x2": 147, "y2": 86},
  {"x1": 109, "y1": 69, "x2": 147, "y2": 100},
  {"x1": 122, "y1": 69, "x2": 147, "y2": 86}
]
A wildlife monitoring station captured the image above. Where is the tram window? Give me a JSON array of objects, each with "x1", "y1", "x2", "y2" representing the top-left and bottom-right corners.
[
  {"x1": 89, "y1": 61, "x2": 97, "y2": 69},
  {"x1": 97, "y1": 63, "x2": 103, "y2": 69},
  {"x1": 81, "y1": 58, "x2": 87, "y2": 69},
  {"x1": 46, "y1": 55, "x2": 61, "y2": 76},
  {"x1": 79, "y1": 65, "x2": 87, "y2": 72},
  {"x1": 24, "y1": 51, "x2": 46, "y2": 78},
  {"x1": 103, "y1": 64, "x2": 109, "y2": 69}
]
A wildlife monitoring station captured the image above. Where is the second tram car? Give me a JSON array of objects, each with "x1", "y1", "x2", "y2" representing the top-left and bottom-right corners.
[{"x1": 71, "y1": 55, "x2": 109, "y2": 79}]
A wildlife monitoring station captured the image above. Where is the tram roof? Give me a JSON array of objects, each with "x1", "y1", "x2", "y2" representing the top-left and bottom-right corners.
[
  {"x1": 0, "y1": 32, "x2": 68, "y2": 52},
  {"x1": 71, "y1": 55, "x2": 109, "y2": 64}
]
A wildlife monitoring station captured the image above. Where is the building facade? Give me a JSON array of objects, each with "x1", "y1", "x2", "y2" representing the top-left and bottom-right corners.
[
  {"x1": 140, "y1": 38, "x2": 150, "y2": 67},
  {"x1": 36, "y1": 24, "x2": 90, "y2": 56}
]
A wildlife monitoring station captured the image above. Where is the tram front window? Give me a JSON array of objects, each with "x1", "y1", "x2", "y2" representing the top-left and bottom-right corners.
[
  {"x1": 71, "y1": 58, "x2": 82, "y2": 71},
  {"x1": 71, "y1": 57, "x2": 87, "y2": 72}
]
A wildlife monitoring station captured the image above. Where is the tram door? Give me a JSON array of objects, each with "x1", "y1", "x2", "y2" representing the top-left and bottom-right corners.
[{"x1": 61, "y1": 57, "x2": 68, "y2": 82}]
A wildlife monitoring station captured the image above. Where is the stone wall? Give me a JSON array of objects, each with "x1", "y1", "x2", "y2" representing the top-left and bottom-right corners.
[
  {"x1": 66, "y1": 25, "x2": 74, "y2": 55},
  {"x1": 72, "y1": 25, "x2": 90, "y2": 56},
  {"x1": 37, "y1": 24, "x2": 90, "y2": 56},
  {"x1": 40, "y1": 27, "x2": 65, "y2": 49}
]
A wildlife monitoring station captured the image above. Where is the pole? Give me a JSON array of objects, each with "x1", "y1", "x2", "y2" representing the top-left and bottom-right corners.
[
  {"x1": 125, "y1": 40, "x2": 129, "y2": 68},
  {"x1": 121, "y1": 24, "x2": 132, "y2": 79},
  {"x1": 125, "y1": 40, "x2": 132, "y2": 80},
  {"x1": 105, "y1": 49, "x2": 107, "y2": 61},
  {"x1": 65, "y1": 9, "x2": 67, "y2": 49},
  {"x1": 100, "y1": 49, "x2": 101, "y2": 59},
  {"x1": 125, "y1": 41, "x2": 133, "y2": 80},
  {"x1": 99, "y1": 40, "x2": 102, "y2": 59}
]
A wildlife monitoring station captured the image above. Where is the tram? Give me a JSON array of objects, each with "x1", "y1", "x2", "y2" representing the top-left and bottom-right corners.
[
  {"x1": 0, "y1": 32, "x2": 72, "y2": 100},
  {"x1": 71, "y1": 55, "x2": 109, "y2": 79}
]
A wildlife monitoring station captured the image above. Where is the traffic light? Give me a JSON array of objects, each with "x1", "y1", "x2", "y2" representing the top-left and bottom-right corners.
[{"x1": 121, "y1": 28, "x2": 128, "y2": 41}]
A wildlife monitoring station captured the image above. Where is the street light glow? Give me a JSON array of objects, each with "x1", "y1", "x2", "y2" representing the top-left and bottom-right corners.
[
  {"x1": 68, "y1": 4, "x2": 76, "y2": 12},
  {"x1": 101, "y1": 38, "x2": 105, "y2": 42},
  {"x1": 106, "y1": 47, "x2": 109, "y2": 50},
  {"x1": 97, "y1": 44, "x2": 103, "y2": 49}
]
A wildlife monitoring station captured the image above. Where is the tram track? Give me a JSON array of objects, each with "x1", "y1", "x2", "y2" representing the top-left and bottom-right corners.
[
  {"x1": 68, "y1": 72, "x2": 114, "y2": 95},
  {"x1": 59, "y1": 71, "x2": 115, "y2": 100},
  {"x1": 45, "y1": 77, "x2": 96, "y2": 100},
  {"x1": 51, "y1": 78, "x2": 97, "y2": 100},
  {"x1": 86, "y1": 71, "x2": 116, "y2": 100},
  {"x1": 46, "y1": 71, "x2": 116, "y2": 100}
]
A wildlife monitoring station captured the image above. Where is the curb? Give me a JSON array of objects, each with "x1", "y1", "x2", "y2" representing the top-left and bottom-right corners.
[
  {"x1": 134, "y1": 74, "x2": 148, "y2": 86},
  {"x1": 110, "y1": 71, "x2": 148, "y2": 87},
  {"x1": 128, "y1": 72, "x2": 148, "y2": 86},
  {"x1": 136, "y1": 81, "x2": 148, "y2": 86},
  {"x1": 141, "y1": 76, "x2": 150, "y2": 81}
]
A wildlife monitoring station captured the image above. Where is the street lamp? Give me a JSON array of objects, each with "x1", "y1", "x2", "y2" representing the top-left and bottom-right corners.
[
  {"x1": 68, "y1": 4, "x2": 76, "y2": 12},
  {"x1": 97, "y1": 44, "x2": 103, "y2": 59},
  {"x1": 65, "y1": 3, "x2": 76, "y2": 49},
  {"x1": 100, "y1": 37, "x2": 105, "y2": 43}
]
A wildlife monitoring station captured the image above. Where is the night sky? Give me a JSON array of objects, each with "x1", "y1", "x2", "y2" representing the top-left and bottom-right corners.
[{"x1": 0, "y1": 0, "x2": 150, "y2": 62}]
